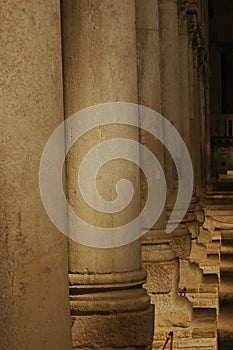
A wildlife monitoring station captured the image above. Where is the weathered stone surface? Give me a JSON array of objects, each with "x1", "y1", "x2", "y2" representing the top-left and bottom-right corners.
[
  {"x1": 62, "y1": 1, "x2": 153, "y2": 348},
  {"x1": 152, "y1": 294, "x2": 192, "y2": 328},
  {"x1": 71, "y1": 307, "x2": 154, "y2": 349},
  {"x1": 170, "y1": 230, "x2": 192, "y2": 260},
  {"x1": 143, "y1": 238, "x2": 192, "y2": 328},
  {"x1": 0, "y1": 1, "x2": 72, "y2": 349},
  {"x1": 144, "y1": 261, "x2": 175, "y2": 294},
  {"x1": 179, "y1": 259, "x2": 203, "y2": 286}
]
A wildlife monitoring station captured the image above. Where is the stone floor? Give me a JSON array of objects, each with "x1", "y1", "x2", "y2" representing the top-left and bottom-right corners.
[{"x1": 218, "y1": 232, "x2": 233, "y2": 349}]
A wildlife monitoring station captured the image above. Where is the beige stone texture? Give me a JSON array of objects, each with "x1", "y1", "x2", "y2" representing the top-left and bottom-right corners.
[
  {"x1": 178, "y1": 5, "x2": 191, "y2": 149},
  {"x1": 159, "y1": 0, "x2": 182, "y2": 208},
  {"x1": 0, "y1": 1, "x2": 72, "y2": 349},
  {"x1": 169, "y1": 227, "x2": 192, "y2": 260},
  {"x1": 62, "y1": 0, "x2": 153, "y2": 348},
  {"x1": 179, "y1": 260, "x2": 203, "y2": 287},
  {"x1": 142, "y1": 231, "x2": 193, "y2": 329},
  {"x1": 152, "y1": 307, "x2": 217, "y2": 350},
  {"x1": 136, "y1": 0, "x2": 167, "y2": 230}
]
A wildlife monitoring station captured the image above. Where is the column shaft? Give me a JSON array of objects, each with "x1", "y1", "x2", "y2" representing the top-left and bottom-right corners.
[
  {"x1": 0, "y1": 1, "x2": 72, "y2": 349},
  {"x1": 136, "y1": 1, "x2": 192, "y2": 345},
  {"x1": 62, "y1": 1, "x2": 153, "y2": 348}
]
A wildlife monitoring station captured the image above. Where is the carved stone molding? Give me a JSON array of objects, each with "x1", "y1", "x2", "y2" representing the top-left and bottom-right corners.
[
  {"x1": 178, "y1": 0, "x2": 189, "y2": 34},
  {"x1": 187, "y1": 2, "x2": 207, "y2": 71}
]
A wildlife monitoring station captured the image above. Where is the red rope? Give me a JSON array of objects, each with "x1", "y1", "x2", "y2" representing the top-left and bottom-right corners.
[
  {"x1": 162, "y1": 332, "x2": 174, "y2": 350},
  {"x1": 170, "y1": 332, "x2": 174, "y2": 350}
]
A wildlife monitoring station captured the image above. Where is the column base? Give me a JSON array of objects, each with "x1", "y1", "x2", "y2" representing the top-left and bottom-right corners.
[
  {"x1": 71, "y1": 306, "x2": 154, "y2": 349},
  {"x1": 69, "y1": 271, "x2": 154, "y2": 349}
]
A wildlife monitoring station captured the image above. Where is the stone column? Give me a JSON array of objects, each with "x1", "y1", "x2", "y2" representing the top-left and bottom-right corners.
[
  {"x1": 158, "y1": 0, "x2": 197, "y2": 263},
  {"x1": 159, "y1": 0, "x2": 183, "y2": 210},
  {"x1": 136, "y1": 1, "x2": 192, "y2": 347},
  {"x1": 158, "y1": 0, "x2": 193, "y2": 261},
  {"x1": 201, "y1": 0, "x2": 212, "y2": 192},
  {"x1": 186, "y1": 3, "x2": 209, "y2": 242},
  {"x1": 185, "y1": 4, "x2": 203, "y2": 234},
  {"x1": 62, "y1": 1, "x2": 153, "y2": 349},
  {"x1": 176, "y1": 0, "x2": 203, "y2": 289},
  {"x1": 187, "y1": 4, "x2": 203, "y2": 198},
  {"x1": 178, "y1": 0, "x2": 191, "y2": 153},
  {"x1": 178, "y1": 0, "x2": 200, "y2": 229},
  {"x1": 183, "y1": 3, "x2": 220, "y2": 326},
  {"x1": 136, "y1": 0, "x2": 164, "y2": 224},
  {"x1": 0, "y1": 1, "x2": 72, "y2": 349}
]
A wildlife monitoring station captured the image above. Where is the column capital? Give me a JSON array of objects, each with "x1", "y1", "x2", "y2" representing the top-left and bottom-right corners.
[
  {"x1": 178, "y1": 0, "x2": 189, "y2": 34},
  {"x1": 187, "y1": 11, "x2": 207, "y2": 70},
  {"x1": 187, "y1": 0, "x2": 199, "y2": 39},
  {"x1": 187, "y1": 12, "x2": 198, "y2": 39},
  {"x1": 187, "y1": 0, "x2": 199, "y2": 15},
  {"x1": 196, "y1": 25, "x2": 207, "y2": 71},
  {"x1": 178, "y1": 0, "x2": 189, "y2": 19}
]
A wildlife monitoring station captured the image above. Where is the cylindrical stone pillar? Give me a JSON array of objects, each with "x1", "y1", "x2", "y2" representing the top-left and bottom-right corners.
[
  {"x1": 178, "y1": 1, "x2": 191, "y2": 151},
  {"x1": 178, "y1": 1, "x2": 201, "y2": 232},
  {"x1": 158, "y1": 0, "x2": 192, "y2": 244},
  {"x1": 196, "y1": 34, "x2": 207, "y2": 196},
  {"x1": 158, "y1": 1, "x2": 194, "y2": 253},
  {"x1": 187, "y1": 8, "x2": 203, "y2": 197},
  {"x1": 136, "y1": 0, "x2": 166, "y2": 229},
  {"x1": 62, "y1": 1, "x2": 153, "y2": 349},
  {"x1": 136, "y1": 2, "x2": 192, "y2": 345},
  {"x1": 157, "y1": 0, "x2": 194, "y2": 329},
  {"x1": 176, "y1": 0, "x2": 206, "y2": 291},
  {"x1": 186, "y1": 6, "x2": 206, "y2": 222},
  {"x1": 0, "y1": 1, "x2": 72, "y2": 349},
  {"x1": 159, "y1": 0, "x2": 183, "y2": 211}
]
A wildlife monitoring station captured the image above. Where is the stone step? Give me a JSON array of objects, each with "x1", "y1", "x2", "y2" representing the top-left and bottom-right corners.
[
  {"x1": 220, "y1": 264, "x2": 233, "y2": 273},
  {"x1": 219, "y1": 292, "x2": 233, "y2": 302},
  {"x1": 203, "y1": 274, "x2": 219, "y2": 284},
  {"x1": 221, "y1": 231, "x2": 233, "y2": 240},
  {"x1": 220, "y1": 255, "x2": 233, "y2": 270},
  {"x1": 221, "y1": 245, "x2": 233, "y2": 254},
  {"x1": 219, "y1": 269, "x2": 233, "y2": 302},
  {"x1": 153, "y1": 308, "x2": 217, "y2": 350},
  {"x1": 207, "y1": 253, "x2": 220, "y2": 261},
  {"x1": 192, "y1": 307, "x2": 217, "y2": 325},
  {"x1": 221, "y1": 239, "x2": 233, "y2": 246},
  {"x1": 221, "y1": 270, "x2": 233, "y2": 279}
]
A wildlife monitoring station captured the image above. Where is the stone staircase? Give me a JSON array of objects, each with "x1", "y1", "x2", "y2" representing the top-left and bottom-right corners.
[
  {"x1": 218, "y1": 231, "x2": 233, "y2": 349},
  {"x1": 153, "y1": 308, "x2": 217, "y2": 350}
]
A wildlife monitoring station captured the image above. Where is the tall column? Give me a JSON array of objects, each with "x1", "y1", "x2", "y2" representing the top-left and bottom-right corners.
[
  {"x1": 157, "y1": 0, "x2": 202, "y2": 336},
  {"x1": 202, "y1": 0, "x2": 212, "y2": 192},
  {"x1": 158, "y1": 0, "x2": 193, "y2": 261},
  {"x1": 186, "y1": 4, "x2": 208, "y2": 243},
  {"x1": 0, "y1": 1, "x2": 72, "y2": 349},
  {"x1": 177, "y1": 0, "x2": 203, "y2": 280},
  {"x1": 136, "y1": 1, "x2": 192, "y2": 346},
  {"x1": 183, "y1": 2, "x2": 220, "y2": 323},
  {"x1": 178, "y1": 0, "x2": 200, "y2": 229},
  {"x1": 158, "y1": 0, "x2": 196, "y2": 251},
  {"x1": 196, "y1": 26, "x2": 208, "y2": 196},
  {"x1": 62, "y1": 1, "x2": 153, "y2": 349},
  {"x1": 136, "y1": 0, "x2": 165, "y2": 226},
  {"x1": 159, "y1": 0, "x2": 183, "y2": 209},
  {"x1": 187, "y1": 3, "x2": 203, "y2": 197},
  {"x1": 178, "y1": 1, "x2": 191, "y2": 153}
]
